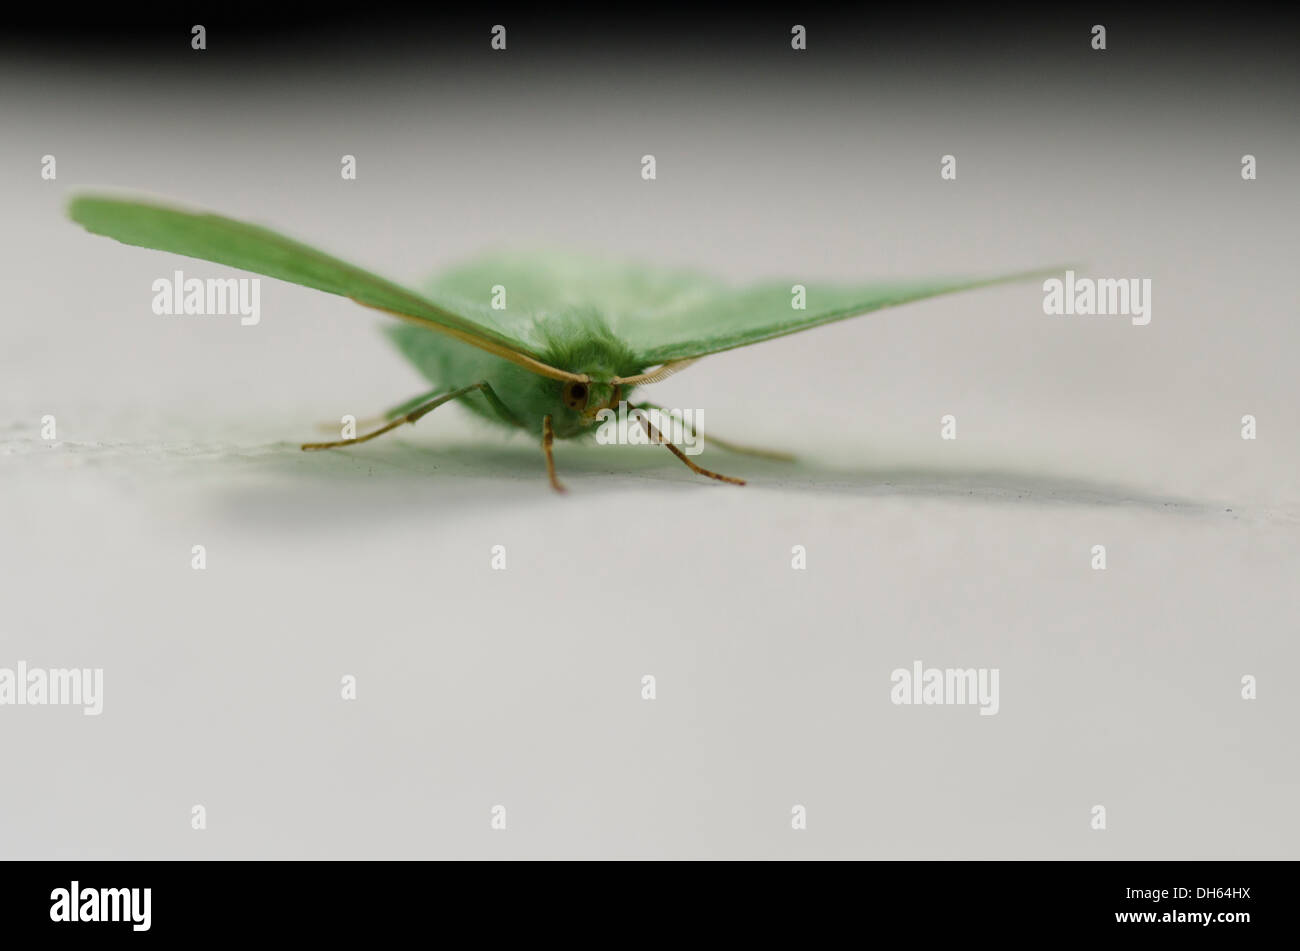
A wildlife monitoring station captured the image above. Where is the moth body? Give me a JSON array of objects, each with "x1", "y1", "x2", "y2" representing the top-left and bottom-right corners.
[{"x1": 386, "y1": 308, "x2": 640, "y2": 439}]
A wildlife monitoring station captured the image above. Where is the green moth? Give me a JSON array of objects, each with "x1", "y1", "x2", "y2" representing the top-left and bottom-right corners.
[{"x1": 68, "y1": 195, "x2": 1052, "y2": 491}]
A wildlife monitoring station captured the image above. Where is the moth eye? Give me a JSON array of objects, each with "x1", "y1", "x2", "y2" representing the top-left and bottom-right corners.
[{"x1": 563, "y1": 381, "x2": 589, "y2": 410}]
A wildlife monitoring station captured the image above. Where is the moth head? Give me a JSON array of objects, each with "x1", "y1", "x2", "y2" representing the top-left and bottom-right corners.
[
  {"x1": 568, "y1": 380, "x2": 622, "y2": 422},
  {"x1": 536, "y1": 377, "x2": 624, "y2": 440}
]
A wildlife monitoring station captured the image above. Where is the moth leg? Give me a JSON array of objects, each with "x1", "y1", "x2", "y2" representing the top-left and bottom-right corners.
[
  {"x1": 301, "y1": 381, "x2": 506, "y2": 451},
  {"x1": 313, "y1": 388, "x2": 443, "y2": 434},
  {"x1": 541, "y1": 415, "x2": 567, "y2": 494},
  {"x1": 631, "y1": 404, "x2": 746, "y2": 486},
  {"x1": 636, "y1": 400, "x2": 795, "y2": 462}
]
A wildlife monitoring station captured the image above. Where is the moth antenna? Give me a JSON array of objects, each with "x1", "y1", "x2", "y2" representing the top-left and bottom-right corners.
[
  {"x1": 354, "y1": 300, "x2": 591, "y2": 384},
  {"x1": 610, "y1": 357, "x2": 700, "y2": 386}
]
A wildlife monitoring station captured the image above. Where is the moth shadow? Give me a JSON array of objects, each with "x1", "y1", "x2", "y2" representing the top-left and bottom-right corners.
[
  {"x1": 741, "y1": 456, "x2": 1227, "y2": 515},
  {"x1": 205, "y1": 436, "x2": 1233, "y2": 529}
]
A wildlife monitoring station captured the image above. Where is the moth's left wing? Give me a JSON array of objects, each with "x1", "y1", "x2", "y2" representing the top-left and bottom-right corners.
[
  {"x1": 614, "y1": 270, "x2": 1058, "y2": 367},
  {"x1": 67, "y1": 196, "x2": 591, "y2": 382}
]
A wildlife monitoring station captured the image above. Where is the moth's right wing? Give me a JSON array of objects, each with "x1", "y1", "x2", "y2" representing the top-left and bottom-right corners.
[
  {"x1": 615, "y1": 271, "x2": 1062, "y2": 366},
  {"x1": 67, "y1": 196, "x2": 585, "y2": 382},
  {"x1": 421, "y1": 252, "x2": 1057, "y2": 376}
]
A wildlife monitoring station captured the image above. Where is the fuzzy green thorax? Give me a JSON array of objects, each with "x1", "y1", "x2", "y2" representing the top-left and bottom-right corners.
[{"x1": 518, "y1": 311, "x2": 644, "y2": 438}]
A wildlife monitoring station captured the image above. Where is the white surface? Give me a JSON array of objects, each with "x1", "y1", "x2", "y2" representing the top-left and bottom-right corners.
[{"x1": 1, "y1": 56, "x2": 1297, "y2": 858}]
